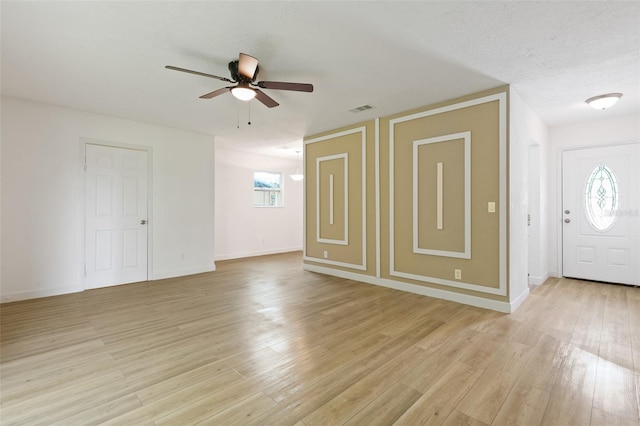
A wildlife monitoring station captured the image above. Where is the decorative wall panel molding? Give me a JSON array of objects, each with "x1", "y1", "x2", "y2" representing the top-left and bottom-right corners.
[
  {"x1": 302, "y1": 88, "x2": 510, "y2": 309},
  {"x1": 304, "y1": 126, "x2": 367, "y2": 271},
  {"x1": 389, "y1": 92, "x2": 507, "y2": 296},
  {"x1": 316, "y1": 153, "x2": 348, "y2": 245},
  {"x1": 412, "y1": 131, "x2": 471, "y2": 259}
]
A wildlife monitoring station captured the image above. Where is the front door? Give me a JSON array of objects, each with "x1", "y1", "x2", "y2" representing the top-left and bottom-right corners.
[
  {"x1": 562, "y1": 143, "x2": 639, "y2": 285},
  {"x1": 85, "y1": 144, "x2": 148, "y2": 289}
]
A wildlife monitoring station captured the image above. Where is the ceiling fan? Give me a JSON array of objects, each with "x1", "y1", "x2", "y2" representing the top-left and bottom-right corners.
[{"x1": 165, "y1": 53, "x2": 313, "y2": 108}]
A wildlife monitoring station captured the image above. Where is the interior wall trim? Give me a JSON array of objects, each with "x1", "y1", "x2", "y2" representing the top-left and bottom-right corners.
[
  {"x1": 375, "y1": 118, "x2": 381, "y2": 278},
  {"x1": 412, "y1": 131, "x2": 471, "y2": 259},
  {"x1": 316, "y1": 153, "x2": 349, "y2": 245},
  {"x1": 0, "y1": 286, "x2": 82, "y2": 304},
  {"x1": 389, "y1": 92, "x2": 508, "y2": 296},
  {"x1": 304, "y1": 126, "x2": 367, "y2": 271},
  {"x1": 303, "y1": 263, "x2": 518, "y2": 313},
  {"x1": 528, "y1": 272, "x2": 550, "y2": 286},
  {"x1": 152, "y1": 265, "x2": 216, "y2": 280}
]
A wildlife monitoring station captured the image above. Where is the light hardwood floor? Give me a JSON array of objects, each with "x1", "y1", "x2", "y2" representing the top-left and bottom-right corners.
[{"x1": 1, "y1": 252, "x2": 638, "y2": 425}]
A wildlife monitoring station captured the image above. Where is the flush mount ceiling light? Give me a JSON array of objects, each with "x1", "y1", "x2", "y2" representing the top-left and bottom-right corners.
[
  {"x1": 585, "y1": 93, "x2": 623, "y2": 110},
  {"x1": 290, "y1": 150, "x2": 304, "y2": 181},
  {"x1": 231, "y1": 84, "x2": 256, "y2": 101}
]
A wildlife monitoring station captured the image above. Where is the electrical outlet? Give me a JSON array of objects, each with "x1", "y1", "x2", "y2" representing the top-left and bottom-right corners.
[
  {"x1": 454, "y1": 269, "x2": 462, "y2": 280},
  {"x1": 323, "y1": 251, "x2": 328, "y2": 259}
]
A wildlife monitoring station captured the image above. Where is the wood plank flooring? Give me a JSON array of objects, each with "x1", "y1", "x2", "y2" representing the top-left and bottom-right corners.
[{"x1": 1, "y1": 252, "x2": 639, "y2": 425}]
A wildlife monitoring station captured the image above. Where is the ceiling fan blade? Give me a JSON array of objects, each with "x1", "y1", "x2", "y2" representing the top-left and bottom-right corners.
[
  {"x1": 257, "y1": 81, "x2": 314, "y2": 92},
  {"x1": 166, "y1": 65, "x2": 233, "y2": 83},
  {"x1": 238, "y1": 53, "x2": 259, "y2": 80},
  {"x1": 254, "y1": 89, "x2": 279, "y2": 108},
  {"x1": 199, "y1": 87, "x2": 231, "y2": 99}
]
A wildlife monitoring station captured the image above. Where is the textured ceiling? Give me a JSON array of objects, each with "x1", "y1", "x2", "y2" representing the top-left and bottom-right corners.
[{"x1": 2, "y1": 1, "x2": 638, "y2": 158}]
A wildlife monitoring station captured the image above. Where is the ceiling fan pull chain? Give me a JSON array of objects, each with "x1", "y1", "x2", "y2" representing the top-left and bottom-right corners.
[
  {"x1": 248, "y1": 101, "x2": 251, "y2": 126},
  {"x1": 237, "y1": 100, "x2": 240, "y2": 129}
]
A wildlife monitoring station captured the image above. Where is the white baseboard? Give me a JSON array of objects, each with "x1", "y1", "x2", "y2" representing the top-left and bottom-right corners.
[
  {"x1": 528, "y1": 272, "x2": 550, "y2": 286},
  {"x1": 529, "y1": 271, "x2": 559, "y2": 285},
  {"x1": 303, "y1": 263, "x2": 523, "y2": 313},
  {"x1": 0, "y1": 285, "x2": 83, "y2": 304},
  {"x1": 1, "y1": 265, "x2": 218, "y2": 303},
  {"x1": 215, "y1": 247, "x2": 303, "y2": 262},
  {"x1": 509, "y1": 287, "x2": 530, "y2": 312},
  {"x1": 152, "y1": 265, "x2": 216, "y2": 280}
]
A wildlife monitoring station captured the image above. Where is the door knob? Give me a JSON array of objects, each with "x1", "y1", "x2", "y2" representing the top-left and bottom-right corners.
[
  {"x1": 564, "y1": 218, "x2": 571, "y2": 223},
  {"x1": 564, "y1": 209, "x2": 570, "y2": 214},
  {"x1": 140, "y1": 219, "x2": 147, "y2": 225}
]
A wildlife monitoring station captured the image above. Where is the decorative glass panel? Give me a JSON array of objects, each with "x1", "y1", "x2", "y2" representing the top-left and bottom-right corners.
[{"x1": 584, "y1": 164, "x2": 618, "y2": 231}]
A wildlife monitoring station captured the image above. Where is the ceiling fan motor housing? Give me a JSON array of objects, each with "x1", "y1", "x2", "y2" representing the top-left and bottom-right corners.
[{"x1": 229, "y1": 60, "x2": 258, "y2": 83}]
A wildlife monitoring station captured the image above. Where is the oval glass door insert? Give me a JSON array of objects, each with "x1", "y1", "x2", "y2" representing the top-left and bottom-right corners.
[{"x1": 584, "y1": 164, "x2": 618, "y2": 231}]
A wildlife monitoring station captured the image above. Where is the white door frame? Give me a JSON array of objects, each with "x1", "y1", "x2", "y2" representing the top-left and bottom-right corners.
[
  {"x1": 79, "y1": 138, "x2": 153, "y2": 289},
  {"x1": 528, "y1": 141, "x2": 542, "y2": 285},
  {"x1": 558, "y1": 140, "x2": 639, "y2": 279}
]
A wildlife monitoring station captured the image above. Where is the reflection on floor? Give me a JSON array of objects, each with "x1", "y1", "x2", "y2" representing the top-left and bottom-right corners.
[{"x1": 1, "y1": 251, "x2": 638, "y2": 425}]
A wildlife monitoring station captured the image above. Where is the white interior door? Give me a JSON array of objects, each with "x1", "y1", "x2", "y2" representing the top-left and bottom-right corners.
[
  {"x1": 562, "y1": 143, "x2": 640, "y2": 285},
  {"x1": 85, "y1": 144, "x2": 148, "y2": 289}
]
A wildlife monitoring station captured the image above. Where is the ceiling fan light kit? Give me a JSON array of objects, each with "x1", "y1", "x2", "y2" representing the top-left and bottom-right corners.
[
  {"x1": 231, "y1": 85, "x2": 256, "y2": 101},
  {"x1": 585, "y1": 93, "x2": 622, "y2": 110},
  {"x1": 166, "y1": 53, "x2": 313, "y2": 108}
]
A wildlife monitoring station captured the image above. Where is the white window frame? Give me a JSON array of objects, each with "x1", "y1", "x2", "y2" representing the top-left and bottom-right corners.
[{"x1": 253, "y1": 170, "x2": 284, "y2": 208}]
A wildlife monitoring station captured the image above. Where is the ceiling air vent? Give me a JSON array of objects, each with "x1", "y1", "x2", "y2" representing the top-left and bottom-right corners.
[{"x1": 348, "y1": 104, "x2": 374, "y2": 113}]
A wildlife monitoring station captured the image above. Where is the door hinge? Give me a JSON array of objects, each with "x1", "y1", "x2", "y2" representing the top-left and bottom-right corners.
[{"x1": 84, "y1": 263, "x2": 87, "y2": 277}]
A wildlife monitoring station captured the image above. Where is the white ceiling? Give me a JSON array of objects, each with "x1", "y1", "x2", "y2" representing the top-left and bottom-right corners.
[{"x1": 2, "y1": 1, "x2": 638, "y2": 158}]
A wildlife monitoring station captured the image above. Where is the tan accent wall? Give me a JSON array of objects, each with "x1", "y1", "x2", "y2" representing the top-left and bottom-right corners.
[
  {"x1": 384, "y1": 88, "x2": 507, "y2": 301},
  {"x1": 304, "y1": 86, "x2": 510, "y2": 304},
  {"x1": 304, "y1": 120, "x2": 377, "y2": 274}
]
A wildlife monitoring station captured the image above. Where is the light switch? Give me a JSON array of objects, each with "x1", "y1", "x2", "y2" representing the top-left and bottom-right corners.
[{"x1": 488, "y1": 202, "x2": 496, "y2": 213}]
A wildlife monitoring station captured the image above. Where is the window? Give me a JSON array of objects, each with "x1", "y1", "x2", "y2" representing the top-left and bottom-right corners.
[
  {"x1": 254, "y1": 171, "x2": 283, "y2": 207},
  {"x1": 584, "y1": 164, "x2": 618, "y2": 231}
]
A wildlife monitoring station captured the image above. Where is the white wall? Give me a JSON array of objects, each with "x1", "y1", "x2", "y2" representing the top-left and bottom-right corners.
[
  {"x1": 509, "y1": 90, "x2": 549, "y2": 305},
  {"x1": 215, "y1": 148, "x2": 303, "y2": 260},
  {"x1": 547, "y1": 113, "x2": 640, "y2": 277},
  {"x1": 1, "y1": 97, "x2": 216, "y2": 302}
]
